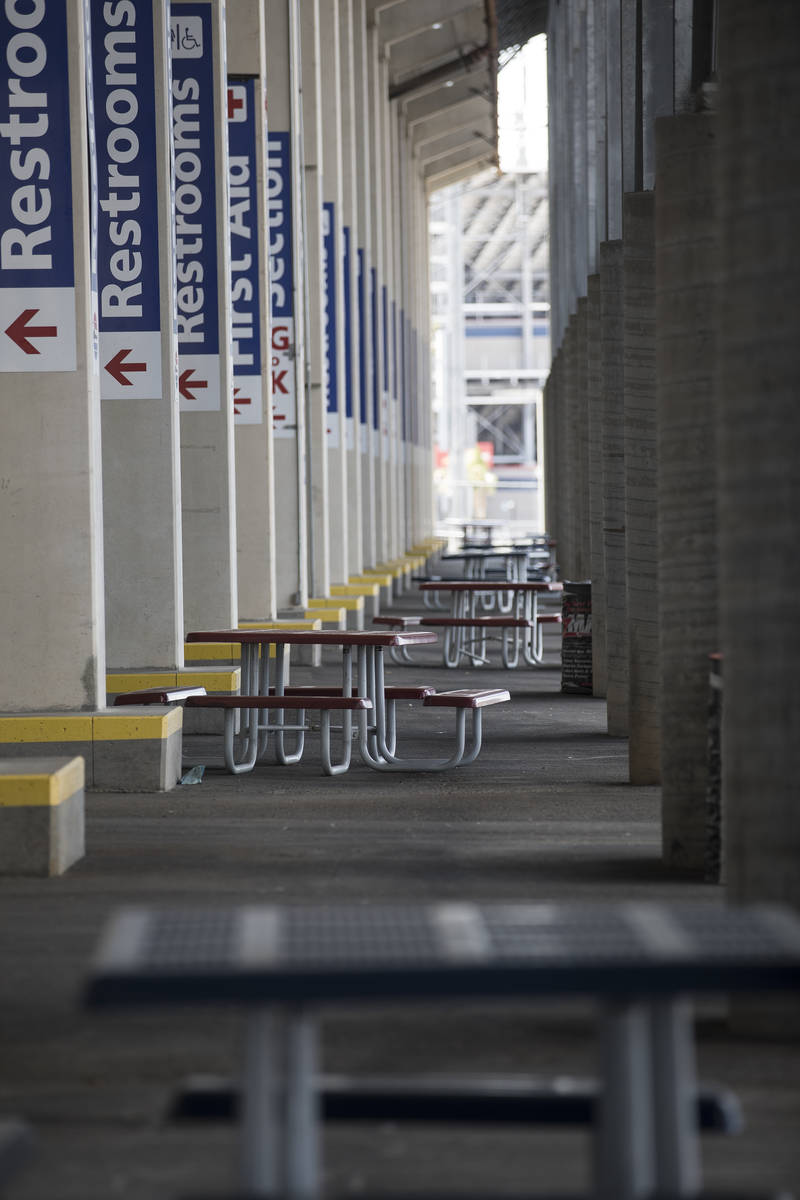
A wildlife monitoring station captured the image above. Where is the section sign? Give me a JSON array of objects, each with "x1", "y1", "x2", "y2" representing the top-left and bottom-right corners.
[
  {"x1": 227, "y1": 76, "x2": 262, "y2": 425},
  {"x1": 322, "y1": 200, "x2": 338, "y2": 447},
  {"x1": 170, "y1": 3, "x2": 220, "y2": 410},
  {"x1": 370, "y1": 267, "x2": 378, "y2": 438},
  {"x1": 92, "y1": 0, "x2": 161, "y2": 399},
  {"x1": 381, "y1": 284, "x2": 389, "y2": 460},
  {"x1": 342, "y1": 225, "x2": 354, "y2": 450},
  {"x1": 357, "y1": 247, "x2": 367, "y2": 452},
  {"x1": 0, "y1": 0, "x2": 76, "y2": 371},
  {"x1": 267, "y1": 131, "x2": 295, "y2": 438}
]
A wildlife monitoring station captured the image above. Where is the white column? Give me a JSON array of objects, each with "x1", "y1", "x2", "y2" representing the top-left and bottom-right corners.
[
  {"x1": 93, "y1": 0, "x2": 183, "y2": 670},
  {"x1": 299, "y1": 0, "x2": 331, "y2": 598},
  {"x1": 227, "y1": 2, "x2": 277, "y2": 621},
  {"x1": 0, "y1": 0, "x2": 106, "y2": 709},
  {"x1": 338, "y1": 0, "x2": 364, "y2": 577},
  {"x1": 264, "y1": 0, "x2": 308, "y2": 609},
  {"x1": 367, "y1": 23, "x2": 388, "y2": 562},
  {"x1": 171, "y1": 0, "x2": 237, "y2": 631},
  {"x1": 319, "y1": 0, "x2": 349, "y2": 587},
  {"x1": 353, "y1": 0, "x2": 376, "y2": 566}
]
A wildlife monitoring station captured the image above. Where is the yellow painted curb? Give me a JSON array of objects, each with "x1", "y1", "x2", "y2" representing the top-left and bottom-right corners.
[
  {"x1": 350, "y1": 572, "x2": 393, "y2": 587},
  {"x1": 107, "y1": 670, "x2": 240, "y2": 695},
  {"x1": 304, "y1": 607, "x2": 346, "y2": 622},
  {"x1": 0, "y1": 716, "x2": 92, "y2": 743},
  {"x1": 93, "y1": 709, "x2": 183, "y2": 741},
  {"x1": 331, "y1": 582, "x2": 379, "y2": 598},
  {"x1": 240, "y1": 619, "x2": 322, "y2": 630},
  {"x1": 177, "y1": 670, "x2": 240, "y2": 692},
  {"x1": 309, "y1": 595, "x2": 364, "y2": 611},
  {"x1": 0, "y1": 757, "x2": 84, "y2": 807},
  {"x1": 184, "y1": 642, "x2": 242, "y2": 662}
]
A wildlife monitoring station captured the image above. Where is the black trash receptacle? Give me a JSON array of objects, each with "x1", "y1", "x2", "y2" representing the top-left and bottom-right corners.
[{"x1": 561, "y1": 581, "x2": 592, "y2": 694}]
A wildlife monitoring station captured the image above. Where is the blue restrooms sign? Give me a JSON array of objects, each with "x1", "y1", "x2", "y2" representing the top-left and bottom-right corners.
[
  {"x1": 357, "y1": 246, "x2": 367, "y2": 452},
  {"x1": 322, "y1": 200, "x2": 338, "y2": 447},
  {"x1": 266, "y1": 130, "x2": 295, "y2": 438},
  {"x1": 227, "y1": 76, "x2": 262, "y2": 426},
  {"x1": 91, "y1": 0, "x2": 162, "y2": 399},
  {"x1": 342, "y1": 225, "x2": 354, "y2": 450},
  {"x1": 170, "y1": 2, "x2": 220, "y2": 411},
  {"x1": 0, "y1": 0, "x2": 76, "y2": 371}
]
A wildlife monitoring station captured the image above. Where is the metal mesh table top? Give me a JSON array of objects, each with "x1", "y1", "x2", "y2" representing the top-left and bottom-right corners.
[{"x1": 85, "y1": 902, "x2": 800, "y2": 1008}]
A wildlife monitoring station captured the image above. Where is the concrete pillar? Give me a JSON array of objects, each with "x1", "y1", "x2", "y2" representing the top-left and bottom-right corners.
[
  {"x1": 338, "y1": 0, "x2": 364, "y2": 578},
  {"x1": 227, "y1": 2, "x2": 277, "y2": 622},
  {"x1": 600, "y1": 240, "x2": 628, "y2": 735},
  {"x1": 389, "y1": 100, "x2": 405, "y2": 554},
  {"x1": 264, "y1": 0, "x2": 308, "y2": 609},
  {"x1": 623, "y1": 190, "x2": 660, "y2": 784},
  {"x1": 367, "y1": 28, "x2": 388, "y2": 565},
  {"x1": 353, "y1": 0, "x2": 376, "y2": 567},
  {"x1": 587, "y1": 273, "x2": 607, "y2": 696},
  {"x1": 605, "y1": 0, "x2": 623, "y2": 239},
  {"x1": 319, "y1": 0, "x2": 349, "y2": 589},
  {"x1": 299, "y1": 0, "x2": 331, "y2": 599},
  {"x1": 621, "y1": 0, "x2": 641, "y2": 194},
  {"x1": 641, "y1": 0, "x2": 674, "y2": 189},
  {"x1": 574, "y1": 296, "x2": 590, "y2": 579},
  {"x1": 0, "y1": 0, "x2": 106, "y2": 710},
  {"x1": 172, "y1": 0, "x2": 237, "y2": 632},
  {"x1": 717, "y1": 0, "x2": 800, "y2": 913},
  {"x1": 656, "y1": 113, "x2": 718, "y2": 872},
  {"x1": 92, "y1": 0, "x2": 183, "y2": 672},
  {"x1": 559, "y1": 315, "x2": 577, "y2": 579}
]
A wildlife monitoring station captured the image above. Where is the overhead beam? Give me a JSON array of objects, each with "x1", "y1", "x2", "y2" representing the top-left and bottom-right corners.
[
  {"x1": 405, "y1": 80, "x2": 492, "y2": 126},
  {"x1": 377, "y1": 0, "x2": 476, "y2": 46},
  {"x1": 426, "y1": 153, "x2": 494, "y2": 192},
  {"x1": 413, "y1": 99, "x2": 492, "y2": 148},
  {"x1": 417, "y1": 125, "x2": 494, "y2": 166}
]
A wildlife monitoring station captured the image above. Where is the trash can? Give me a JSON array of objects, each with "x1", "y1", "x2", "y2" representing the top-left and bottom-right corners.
[{"x1": 561, "y1": 581, "x2": 592, "y2": 694}]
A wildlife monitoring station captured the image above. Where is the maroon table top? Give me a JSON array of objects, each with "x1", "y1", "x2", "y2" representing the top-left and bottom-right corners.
[
  {"x1": 418, "y1": 580, "x2": 563, "y2": 593},
  {"x1": 186, "y1": 628, "x2": 438, "y2": 647}
]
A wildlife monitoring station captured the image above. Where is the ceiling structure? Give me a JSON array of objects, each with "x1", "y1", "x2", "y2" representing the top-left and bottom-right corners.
[{"x1": 370, "y1": 0, "x2": 547, "y2": 193}]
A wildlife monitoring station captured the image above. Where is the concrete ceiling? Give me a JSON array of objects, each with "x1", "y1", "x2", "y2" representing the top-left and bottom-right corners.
[
  {"x1": 369, "y1": 0, "x2": 548, "y2": 191},
  {"x1": 369, "y1": 0, "x2": 499, "y2": 187}
]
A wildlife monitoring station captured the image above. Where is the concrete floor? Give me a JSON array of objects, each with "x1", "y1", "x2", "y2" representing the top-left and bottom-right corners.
[{"x1": 1, "y1": 608, "x2": 799, "y2": 1199}]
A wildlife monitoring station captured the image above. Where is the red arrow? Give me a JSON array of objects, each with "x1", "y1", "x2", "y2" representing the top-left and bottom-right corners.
[
  {"x1": 5, "y1": 308, "x2": 58, "y2": 355},
  {"x1": 105, "y1": 347, "x2": 147, "y2": 386},
  {"x1": 179, "y1": 367, "x2": 208, "y2": 402},
  {"x1": 233, "y1": 386, "x2": 252, "y2": 415}
]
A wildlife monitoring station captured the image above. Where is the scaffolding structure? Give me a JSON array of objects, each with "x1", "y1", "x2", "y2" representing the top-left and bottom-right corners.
[{"x1": 430, "y1": 168, "x2": 550, "y2": 532}]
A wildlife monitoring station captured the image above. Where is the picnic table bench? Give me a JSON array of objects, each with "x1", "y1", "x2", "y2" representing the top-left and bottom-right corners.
[{"x1": 85, "y1": 901, "x2": 800, "y2": 1200}]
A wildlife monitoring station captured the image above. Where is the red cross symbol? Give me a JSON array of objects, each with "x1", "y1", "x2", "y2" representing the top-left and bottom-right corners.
[{"x1": 227, "y1": 87, "x2": 245, "y2": 120}]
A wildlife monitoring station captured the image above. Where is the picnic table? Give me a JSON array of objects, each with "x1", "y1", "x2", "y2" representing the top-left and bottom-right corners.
[
  {"x1": 182, "y1": 628, "x2": 508, "y2": 774},
  {"x1": 85, "y1": 900, "x2": 800, "y2": 1200},
  {"x1": 418, "y1": 579, "x2": 564, "y2": 667}
]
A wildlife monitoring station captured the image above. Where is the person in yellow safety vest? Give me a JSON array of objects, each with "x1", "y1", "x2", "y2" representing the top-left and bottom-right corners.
[{"x1": 464, "y1": 445, "x2": 497, "y2": 519}]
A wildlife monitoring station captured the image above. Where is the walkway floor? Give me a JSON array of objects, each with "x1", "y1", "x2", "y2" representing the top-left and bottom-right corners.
[{"x1": 1, "y1": 597, "x2": 798, "y2": 1198}]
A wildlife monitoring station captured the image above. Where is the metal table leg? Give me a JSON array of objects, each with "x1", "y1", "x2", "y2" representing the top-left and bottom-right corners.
[
  {"x1": 240, "y1": 1006, "x2": 320, "y2": 1199},
  {"x1": 650, "y1": 997, "x2": 702, "y2": 1196},
  {"x1": 594, "y1": 998, "x2": 656, "y2": 1199}
]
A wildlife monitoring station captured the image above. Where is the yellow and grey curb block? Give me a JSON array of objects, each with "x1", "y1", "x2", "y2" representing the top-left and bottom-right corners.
[
  {"x1": 308, "y1": 594, "x2": 365, "y2": 630},
  {"x1": 0, "y1": 708, "x2": 184, "y2": 793},
  {"x1": 108, "y1": 668, "x2": 240, "y2": 743},
  {"x1": 0, "y1": 755, "x2": 85, "y2": 875}
]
